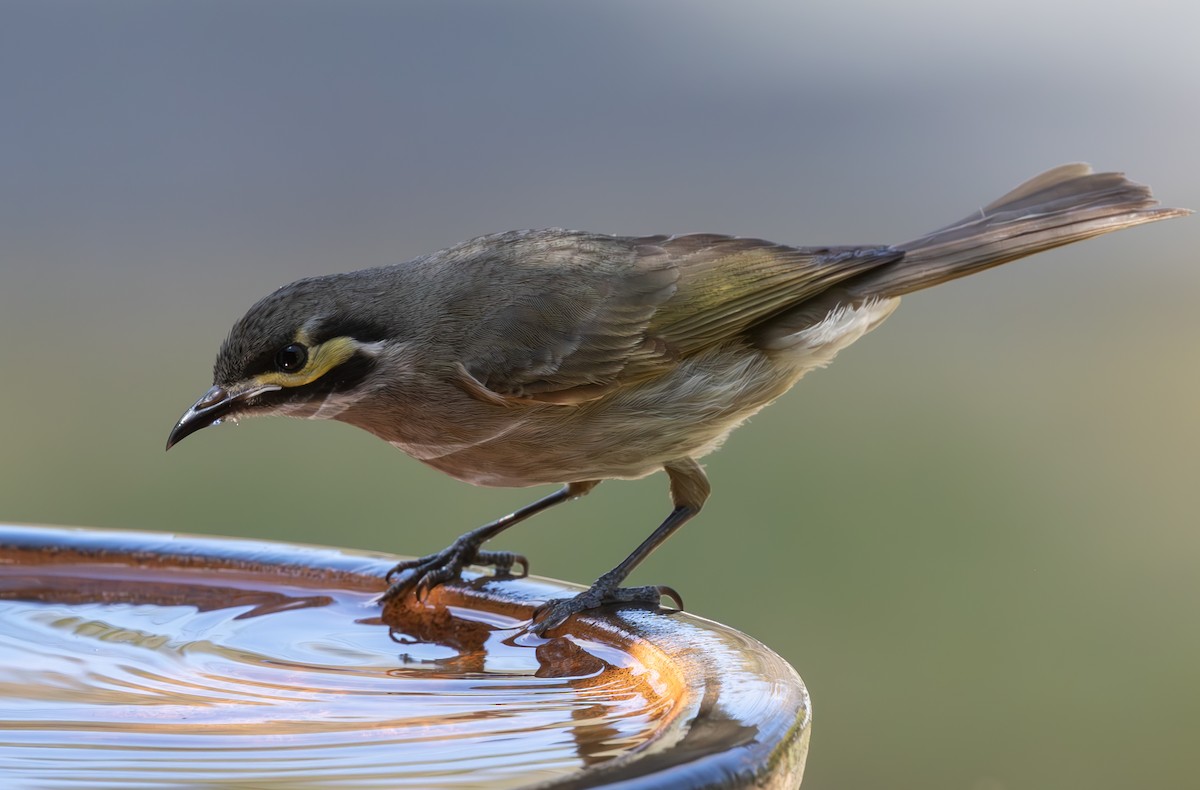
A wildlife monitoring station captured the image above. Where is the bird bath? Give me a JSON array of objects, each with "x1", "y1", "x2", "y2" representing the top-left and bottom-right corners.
[{"x1": 0, "y1": 524, "x2": 809, "y2": 788}]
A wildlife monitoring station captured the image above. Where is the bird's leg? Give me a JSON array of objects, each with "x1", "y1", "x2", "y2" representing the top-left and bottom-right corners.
[
  {"x1": 381, "y1": 480, "x2": 599, "y2": 603},
  {"x1": 531, "y1": 459, "x2": 710, "y2": 635}
]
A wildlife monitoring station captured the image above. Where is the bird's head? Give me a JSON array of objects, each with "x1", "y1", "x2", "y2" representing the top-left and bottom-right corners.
[{"x1": 166, "y1": 274, "x2": 396, "y2": 450}]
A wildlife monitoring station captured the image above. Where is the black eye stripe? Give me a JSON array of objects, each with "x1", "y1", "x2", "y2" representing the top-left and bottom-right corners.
[
  {"x1": 275, "y1": 343, "x2": 308, "y2": 372},
  {"x1": 258, "y1": 353, "x2": 377, "y2": 403},
  {"x1": 311, "y1": 317, "x2": 390, "y2": 346}
]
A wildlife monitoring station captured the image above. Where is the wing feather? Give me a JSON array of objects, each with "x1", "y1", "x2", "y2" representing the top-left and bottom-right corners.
[{"x1": 451, "y1": 230, "x2": 901, "y2": 403}]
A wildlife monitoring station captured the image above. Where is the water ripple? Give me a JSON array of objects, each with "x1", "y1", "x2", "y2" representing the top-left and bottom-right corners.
[{"x1": 0, "y1": 568, "x2": 677, "y2": 787}]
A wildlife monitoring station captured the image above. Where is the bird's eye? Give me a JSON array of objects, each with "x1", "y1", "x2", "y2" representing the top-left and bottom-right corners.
[{"x1": 275, "y1": 343, "x2": 308, "y2": 372}]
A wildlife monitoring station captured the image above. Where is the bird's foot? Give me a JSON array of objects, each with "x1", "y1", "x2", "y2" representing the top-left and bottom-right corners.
[
  {"x1": 381, "y1": 536, "x2": 528, "y2": 604},
  {"x1": 530, "y1": 579, "x2": 683, "y2": 636}
]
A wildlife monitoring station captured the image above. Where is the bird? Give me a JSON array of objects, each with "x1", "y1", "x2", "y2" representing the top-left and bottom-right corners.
[{"x1": 167, "y1": 164, "x2": 1186, "y2": 634}]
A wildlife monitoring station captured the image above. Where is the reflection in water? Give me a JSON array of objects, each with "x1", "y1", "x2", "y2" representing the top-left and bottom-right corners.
[{"x1": 0, "y1": 564, "x2": 677, "y2": 787}]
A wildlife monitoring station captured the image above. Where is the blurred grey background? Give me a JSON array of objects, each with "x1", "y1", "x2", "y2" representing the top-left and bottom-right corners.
[{"x1": 2, "y1": 1, "x2": 1197, "y2": 788}]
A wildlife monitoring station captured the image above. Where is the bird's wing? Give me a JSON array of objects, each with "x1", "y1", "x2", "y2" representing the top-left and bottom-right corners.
[
  {"x1": 456, "y1": 231, "x2": 902, "y2": 404},
  {"x1": 636, "y1": 234, "x2": 902, "y2": 359}
]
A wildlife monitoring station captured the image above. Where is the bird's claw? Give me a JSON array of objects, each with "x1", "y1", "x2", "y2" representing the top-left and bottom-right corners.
[
  {"x1": 381, "y1": 542, "x2": 529, "y2": 604},
  {"x1": 652, "y1": 584, "x2": 684, "y2": 612},
  {"x1": 530, "y1": 583, "x2": 684, "y2": 636},
  {"x1": 475, "y1": 550, "x2": 529, "y2": 578}
]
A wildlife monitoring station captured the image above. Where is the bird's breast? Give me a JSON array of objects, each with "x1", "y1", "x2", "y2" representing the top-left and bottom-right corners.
[{"x1": 359, "y1": 346, "x2": 809, "y2": 488}]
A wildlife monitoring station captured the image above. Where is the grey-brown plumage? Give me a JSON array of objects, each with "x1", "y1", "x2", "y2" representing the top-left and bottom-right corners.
[{"x1": 167, "y1": 164, "x2": 1187, "y2": 633}]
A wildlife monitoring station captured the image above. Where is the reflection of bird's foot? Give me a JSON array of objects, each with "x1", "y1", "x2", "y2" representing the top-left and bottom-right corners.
[
  {"x1": 531, "y1": 579, "x2": 683, "y2": 636},
  {"x1": 382, "y1": 537, "x2": 528, "y2": 604}
]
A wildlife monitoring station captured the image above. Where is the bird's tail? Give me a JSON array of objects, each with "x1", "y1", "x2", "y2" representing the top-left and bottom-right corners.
[{"x1": 841, "y1": 163, "x2": 1189, "y2": 300}]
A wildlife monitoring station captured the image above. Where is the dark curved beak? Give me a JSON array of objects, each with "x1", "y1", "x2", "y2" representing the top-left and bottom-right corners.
[
  {"x1": 167, "y1": 382, "x2": 284, "y2": 450},
  {"x1": 166, "y1": 385, "x2": 239, "y2": 450}
]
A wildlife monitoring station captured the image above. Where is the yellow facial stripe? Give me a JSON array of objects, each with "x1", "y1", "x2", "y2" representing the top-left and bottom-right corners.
[{"x1": 254, "y1": 336, "x2": 360, "y2": 389}]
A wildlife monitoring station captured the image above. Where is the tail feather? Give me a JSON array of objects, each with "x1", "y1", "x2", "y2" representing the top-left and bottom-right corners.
[{"x1": 842, "y1": 163, "x2": 1189, "y2": 300}]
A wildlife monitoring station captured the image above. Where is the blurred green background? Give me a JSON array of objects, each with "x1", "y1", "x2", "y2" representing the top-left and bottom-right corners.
[{"x1": 2, "y1": 2, "x2": 1197, "y2": 788}]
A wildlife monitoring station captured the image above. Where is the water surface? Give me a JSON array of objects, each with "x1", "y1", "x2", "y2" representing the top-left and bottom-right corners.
[{"x1": 0, "y1": 562, "x2": 677, "y2": 787}]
